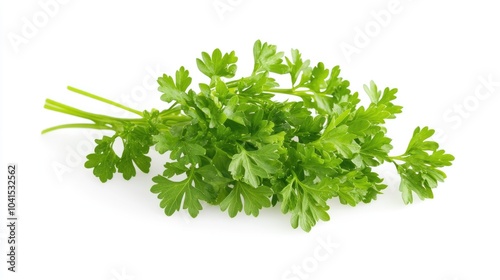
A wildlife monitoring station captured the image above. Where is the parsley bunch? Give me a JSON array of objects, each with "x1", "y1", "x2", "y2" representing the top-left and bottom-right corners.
[{"x1": 43, "y1": 40, "x2": 454, "y2": 231}]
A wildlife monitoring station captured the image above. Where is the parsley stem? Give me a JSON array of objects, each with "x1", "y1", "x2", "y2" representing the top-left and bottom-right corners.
[
  {"x1": 44, "y1": 99, "x2": 106, "y2": 122},
  {"x1": 388, "y1": 155, "x2": 406, "y2": 161},
  {"x1": 41, "y1": 123, "x2": 114, "y2": 134},
  {"x1": 225, "y1": 80, "x2": 239, "y2": 87},
  {"x1": 44, "y1": 99, "x2": 123, "y2": 125},
  {"x1": 263, "y1": 88, "x2": 309, "y2": 98},
  {"x1": 44, "y1": 98, "x2": 190, "y2": 134},
  {"x1": 225, "y1": 79, "x2": 309, "y2": 97},
  {"x1": 67, "y1": 86, "x2": 143, "y2": 117}
]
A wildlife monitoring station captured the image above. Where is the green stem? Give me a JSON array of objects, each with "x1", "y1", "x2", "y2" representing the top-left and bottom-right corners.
[
  {"x1": 41, "y1": 123, "x2": 114, "y2": 134},
  {"x1": 226, "y1": 80, "x2": 240, "y2": 88},
  {"x1": 264, "y1": 88, "x2": 310, "y2": 98},
  {"x1": 43, "y1": 98, "x2": 191, "y2": 134},
  {"x1": 44, "y1": 87, "x2": 192, "y2": 135},
  {"x1": 159, "y1": 107, "x2": 182, "y2": 117},
  {"x1": 67, "y1": 86, "x2": 143, "y2": 116},
  {"x1": 162, "y1": 115, "x2": 191, "y2": 122},
  {"x1": 225, "y1": 79, "x2": 310, "y2": 98},
  {"x1": 44, "y1": 99, "x2": 126, "y2": 125},
  {"x1": 46, "y1": 98, "x2": 179, "y2": 125},
  {"x1": 45, "y1": 99, "x2": 107, "y2": 122},
  {"x1": 388, "y1": 155, "x2": 406, "y2": 161},
  {"x1": 166, "y1": 101, "x2": 179, "y2": 111}
]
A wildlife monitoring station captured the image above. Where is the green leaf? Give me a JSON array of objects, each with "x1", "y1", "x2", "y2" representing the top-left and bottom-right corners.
[
  {"x1": 360, "y1": 132, "x2": 393, "y2": 166},
  {"x1": 228, "y1": 144, "x2": 281, "y2": 187},
  {"x1": 84, "y1": 136, "x2": 120, "y2": 183},
  {"x1": 196, "y1": 48, "x2": 238, "y2": 79},
  {"x1": 85, "y1": 129, "x2": 153, "y2": 182},
  {"x1": 286, "y1": 49, "x2": 311, "y2": 86},
  {"x1": 295, "y1": 143, "x2": 342, "y2": 177},
  {"x1": 362, "y1": 82, "x2": 401, "y2": 118},
  {"x1": 151, "y1": 169, "x2": 205, "y2": 218},
  {"x1": 220, "y1": 181, "x2": 273, "y2": 217},
  {"x1": 237, "y1": 71, "x2": 277, "y2": 98},
  {"x1": 404, "y1": 127, "x2": 455, "y2": 168},
  {"x1": 325, "y1": 66, "x2": 352, "y2": 106},
  {"x1": 316, "y1": 124, "x2": 360, "y2": 158},
  {"x1": 117, "y1": 126, "x2": 152, "y2": 180},
  {"x1": 398, "y1": 167, "x2": 432, "y2": 204},
  {"x1": 196, "y1": 165, "x2": 233, "y2": 191},
  {"x1": 223, "y1": 96, "x2": 246, "y2": 125},
  {"x1": 394, "y1": 127, "x2": 455, "y2": 204},
  {"x1": 361, "y1": 168, "x2": 388, "y2": 203},
  {"x1": 334, "y1": 171, "x2": 372, "y2": 206},
  {"x1": 379, "y1": 87, "x2": 402, "y2": 117},
  {"x1": 306, "y1": 62, "x2": 329, "y2": 92},
  {"x1": 157, "y1": 66, "x2": 192, "y2": 104},
  {"x1": 253, "y1": 40, "x2": 289, "y2": 74},
  {"x1": 153, "y1": 130, "x2": 206, "y2": 164},
  {"x1": 281, "y1": 174, "x2": 333, "y2": 232},
  {"x1": 162, "y1": 161, "x2": 189, "y2": 178},
  {"x1": 363, "y1": 80, "x2": 381, "y2": 104}
]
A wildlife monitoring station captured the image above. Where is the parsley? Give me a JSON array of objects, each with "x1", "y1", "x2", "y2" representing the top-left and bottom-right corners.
[{"x1": 43, "y1": 40, "x2": 454, "y2": 231}]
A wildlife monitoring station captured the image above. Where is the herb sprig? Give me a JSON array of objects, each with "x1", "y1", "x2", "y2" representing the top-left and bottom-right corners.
[{"x1": 43, "y1": 40, "x2": 454, "y2": 231}]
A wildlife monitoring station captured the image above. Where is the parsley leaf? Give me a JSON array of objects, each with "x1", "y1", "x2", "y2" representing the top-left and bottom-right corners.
[
  {"x1": 228, "y1": 144, "x2": 281, "y2": 188},
  {"x1": 84, "y1": 135, "x2": 120, "y2": 183},
  {"x1": 220, "y1": 182, "x2": 273, "y2": 217},
  {"x1": 158, "y1": 66, "x2": 192, "y2": 104},
  {"x1": 252, "y1": 40, "x2": 289, "y2": 74},
  {"x1": 281, "y1": 174, "x2": 333, "y2": 232},
  {"x1": 315, "y1": 124, "x2": 361, "y2": 158},
  {"x1": 391, "y1": 127, "x2": 455, "y2": 204},
  {"x1": 151, "y1": 168, "x2": 206, "y2": 218},
  {"x1": 196, "y1": 48, "x2": 238, "y2": 79},
  {"x1": 117, "y1": 126, "x2": 153, "y2": 180}
]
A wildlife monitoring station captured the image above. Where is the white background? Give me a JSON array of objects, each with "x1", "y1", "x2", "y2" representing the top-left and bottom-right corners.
[{"x1": 1, "y1": 1, "x2": 500, "y2": 280}]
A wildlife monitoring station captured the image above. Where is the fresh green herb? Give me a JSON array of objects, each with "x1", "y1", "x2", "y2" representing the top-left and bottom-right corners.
[{"x1": 43, "y1": 40, "x2": 454, "y2": 231}]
